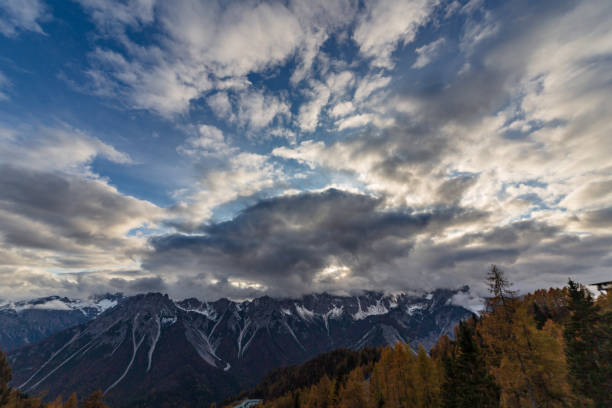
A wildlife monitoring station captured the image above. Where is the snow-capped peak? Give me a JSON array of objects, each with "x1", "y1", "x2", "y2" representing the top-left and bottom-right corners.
[
  {"x1": 1, "y1": 295, "x2": 121, "y2": 315},
  {"x1": 352, "y1": 297, "x2": 389, "y2": 320},
  {"x1": 294, "y1": 304, "x2": 315, "y2": 321}
]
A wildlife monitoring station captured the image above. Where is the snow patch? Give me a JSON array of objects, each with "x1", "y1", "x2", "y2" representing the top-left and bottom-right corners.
[
  {"x1": 353, "y1": 298, "x2": 389, "y2": 320},
  {"x1": 147, "y1": 316, "x2": 161, "y2": 372},
  {"x1": 161, "y1": 316, "x2": 177, "y2": 326},
  {"x1": 175, "y1": 302, "x2": 218, "y2": 320},
  {"x1": 323, "y1": 305, "x2": 344, "y2": 333},
  {"x1": 407, "y1": 304, "x2": 426, "y2": 315},
  {"x1": 282, "y1": 320, "x2": 305, "y2": 350},
  {"x1": 294, "y1": 304, "x2": 315, "y2": 321},
  {"x1": 6, "y1": 296, "x2": 119, "y2": 315},
  {"x1": 326, "y1": 305, "x2": 343, "y2": 319},
  {"x1": 224, "y1": 363, "x2": 231, "y2": 371},
  {"x1": 105, "y1": 315, "x2": 145, "y2": 394},
  {"x1": 281, "y1": 308, "x2": 292, "y2": 316}
]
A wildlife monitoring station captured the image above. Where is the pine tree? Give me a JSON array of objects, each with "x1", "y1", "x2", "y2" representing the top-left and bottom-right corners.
[
  {"x1": 441, "y1": 320, "x2": 500, "y2": 408},
  {"x1": 564, "y1": 279, "x2": 612, "y2": 408},
  {"x1": 1, "y1": 349, "x2": 11, "y2": 406}
]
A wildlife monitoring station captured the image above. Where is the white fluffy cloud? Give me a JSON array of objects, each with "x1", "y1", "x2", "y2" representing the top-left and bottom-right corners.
[
  {"x1": 80, "y1": 0, "x2": 359, "y2": 117},
  {"x1": 353, "y1": 0, "x2": 437, "y2": 68},
  {"x1": 177, "y1": 124, "x2": 236, "y2": 158},
  {"x1": 236, "y1": 89, "x2": 290, "y2": 131},
  {"x1": 0, "y1": 0, "x2": 47, "y2": 37},
  {"x1": 297, "y1": 80, "x2": 331, "y2": 132},
  {"x1": 171, "y1": 152, "x2": 286, "y2": 229},
  {"x1": 412, "y1": 37, "x2": 446, "y2": 68}
]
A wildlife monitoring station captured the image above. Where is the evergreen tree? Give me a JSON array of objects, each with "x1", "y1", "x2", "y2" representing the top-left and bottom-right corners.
[
  {"x1": 1, "y1": 349, "x2": 11, "y2": 406},
  {"x1": 564, "y1": 279, "x2": 612, "y2": 408},
  {"x1": 441, "y1": 320, "x2": 500, "y2": 408}
]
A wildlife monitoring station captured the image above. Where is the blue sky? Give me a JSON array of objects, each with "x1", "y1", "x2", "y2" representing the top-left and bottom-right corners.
[{"x1": 1, "y1": 0, "x2": 611, "y2": 302}]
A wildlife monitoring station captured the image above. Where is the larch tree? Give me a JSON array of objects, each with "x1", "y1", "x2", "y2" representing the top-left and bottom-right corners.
[{"x1": 481, "y1": 266, "x2": 575, "y2": 407}]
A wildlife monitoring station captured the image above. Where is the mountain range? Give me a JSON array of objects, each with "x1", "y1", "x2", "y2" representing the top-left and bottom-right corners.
[
  {"x1": 6, "y1": 289, "x2": 472, "y2": 407},
  {"x1": 0, "y1": 294, "x2": 124, "y2": 351}
]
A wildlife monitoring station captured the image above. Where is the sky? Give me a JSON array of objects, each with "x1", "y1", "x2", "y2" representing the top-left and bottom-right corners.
[{"x1": 0, "y1": 0, "x2": 611, "y2": 303}]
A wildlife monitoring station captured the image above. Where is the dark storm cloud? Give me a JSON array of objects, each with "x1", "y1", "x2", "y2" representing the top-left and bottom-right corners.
[
  {"x1": 143, "y1": 189, "x2": 489, "y2": 298},
  {"x1": 0, "y1": 164, "x2": 159, "y2": 269}
]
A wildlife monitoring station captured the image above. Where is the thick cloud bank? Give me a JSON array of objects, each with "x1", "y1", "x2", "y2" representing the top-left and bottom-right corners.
[{"x1": 0, "y1": 0, "x2": 611, "y2": 301}]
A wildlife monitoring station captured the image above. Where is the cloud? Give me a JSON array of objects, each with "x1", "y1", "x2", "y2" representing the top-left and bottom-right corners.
[
  {"x1": 77, "y1": 0, "x2": 155, "y2": 30},
  {"x1": 0, "y1": 124, "x2": 163, "y2": 274},
  {"x1": 297, "y1": 71, "x2": 357, "y2": 132},
  {"x1": 330, "y1": 101, "x2": 355, "y2": 118},
  {"x1": 79, "y1": 0, "x2": 357, "y2": 117},
  {"x1": 3, "y1": 0, "x2": 612, "y2": 302},
  {"x1": 412, "y1": 37, "x2": 446, "y2": 68},
  {"x1": 297, "y1": 80, "x2": 331, "y2": 132},
  {"x1": 145, "y1": 189, "x2": 488, "y2": 298},
  {"x1": 169, "y1": 152, "x2": 286, "y2": 229},
  {"x1": 177, "y1": 124, "x2": 236, "y2": 158},
  {"x1": 353, "y1": 73, "x2": 391, "y2": 102},
  {"x1": 206, "y1": 92, "x2": 233, "y2": 121},
  {"x1": 0, "y1": 267, "x2": 166, "y2": 302},
  {"x1": 236, "y1": 89, "x2": 290, "y2": 131},
  {"x1": 0, "y1": 164, "x2": 161, "y2": 270},
  {"x1": 0, "y1": 125, "x2": 132, "y2": 172},
  {"x1": 0, "y1": 0, "x2": 47, "y2": 37},
  {"x1": 353, "y1": 0, "x2": 437, "y2": 68},
  {"x1": 0, "y1": 71, "x2": 10, "y2": 100}
]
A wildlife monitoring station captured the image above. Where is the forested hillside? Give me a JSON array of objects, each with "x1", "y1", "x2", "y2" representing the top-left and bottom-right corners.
[{"x1": 236, "y1": 267, "x2": 611, "y2": 408}]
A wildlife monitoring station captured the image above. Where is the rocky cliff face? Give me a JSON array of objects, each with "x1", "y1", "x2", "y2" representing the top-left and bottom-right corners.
[{"x1": 8, "y1": 289, "x2": 472, "y2": 407}]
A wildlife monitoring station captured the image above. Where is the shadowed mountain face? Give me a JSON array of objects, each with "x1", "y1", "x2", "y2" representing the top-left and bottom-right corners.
[
  {"x1": 0, "y1": 294, "x2": 124, "y2": 351},
  {"x1": 8, "y1": 290, "x2": 472, "y2": 407}
]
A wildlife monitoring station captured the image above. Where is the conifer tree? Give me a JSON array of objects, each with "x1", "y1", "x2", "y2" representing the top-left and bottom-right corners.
[
  {"x1": 415, "y1": 345, "x2": 441, "y2": 408},
  {"x1": 481, "y1": 266, "x2": 573, "y2": 407},
  {"x1": 564, "y1": 279, "x2": 612, "y2": 408},
  {"x1": 0, "y1": 349, "x2": 11, "y2": 406},
  {"x1": 441, "y1": 320, "x2": 499, "y2": 408},
  {"x1": 339, "y1": 368, "x2": 367, "y2": 408}
]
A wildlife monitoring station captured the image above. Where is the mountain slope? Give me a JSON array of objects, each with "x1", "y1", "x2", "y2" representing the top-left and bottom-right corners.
[
  {"x1": 0, "y1": 294, "x2": 124, "y2": 351},
  {"x1": 8, "y1": 289, "x2": 472, "y2": 407}
]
